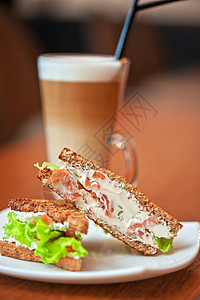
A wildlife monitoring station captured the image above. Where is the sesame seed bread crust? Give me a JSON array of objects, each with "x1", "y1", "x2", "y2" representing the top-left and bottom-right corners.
[
  {"x1": 0, "y1": 241, "x2": 82, "y2": 271},
  {"x1": 59, "y1": 148, "x2": 182, "y2": 236},
  {"x1": 9, "y1": 198, "x2": 88, "y2": 237}
]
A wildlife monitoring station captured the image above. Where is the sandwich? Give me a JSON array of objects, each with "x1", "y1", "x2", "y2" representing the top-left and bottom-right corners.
[
  {"x1": 0, "y1": 197, "x2": 88, "y2": 271},
  {"x1": 37, "y1": 148, "x2": 183, "y2": 255}
]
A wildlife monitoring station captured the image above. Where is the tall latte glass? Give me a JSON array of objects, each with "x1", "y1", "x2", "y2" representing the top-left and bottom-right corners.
[{"x1": 38, "y1": 54, "x2": 137, "y2": 181}]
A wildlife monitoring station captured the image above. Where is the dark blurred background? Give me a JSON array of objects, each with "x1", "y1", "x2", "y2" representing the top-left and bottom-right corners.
[{"x1": 0, "y1": 0, "x2": 200, "y2": 145}]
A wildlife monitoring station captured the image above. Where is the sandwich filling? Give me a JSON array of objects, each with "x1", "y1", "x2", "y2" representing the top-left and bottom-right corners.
[
  {"x1": 36, "y1": 162, "x2": 174, "y2": 253},
  {"x1": 3, "y1": 210, "x2": 88, "y2": 264}
]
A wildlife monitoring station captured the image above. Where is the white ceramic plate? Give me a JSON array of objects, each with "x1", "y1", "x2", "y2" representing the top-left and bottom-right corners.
[{"x1": 0, "y1": 208, "x2": 199, "y2": 284}]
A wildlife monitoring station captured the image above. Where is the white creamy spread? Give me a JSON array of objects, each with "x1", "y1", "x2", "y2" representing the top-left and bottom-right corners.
[
  {"x1": 4, "y1": 236, "x2": 38, "y2": 250},
  {"x1": 49, "y1": 222, "x2": 69, "y2": 231},
  {"x1": 49, "y1": 164, "x2": 172, "y2": 249},
  {"x1": 15, "y1": 211, "x2": 46, "y2": 221},
  {"x1": 150, "y1": 224, "x2": 170, "y2": 238},
  {"x1": 13, "y1": 210, "x2": 69, "y2": 232}
]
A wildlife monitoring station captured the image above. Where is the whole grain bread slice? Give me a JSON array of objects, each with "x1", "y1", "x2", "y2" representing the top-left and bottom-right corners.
[
  {"x1": 0, "y1": 241, "x2": 82, "y2": 271},
  {"x1": 9, "y1": 198, "x2": 88, "y2": 237}
]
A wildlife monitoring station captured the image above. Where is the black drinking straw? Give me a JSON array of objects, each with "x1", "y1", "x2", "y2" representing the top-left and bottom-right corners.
[
  {"x1": 115, "y1": 0, "x2": 186, "y2": 60},
  {"x1": 115, "y1": 0, "x2": 139, "y2": 60},
  {"x1": 138, "y1": 0, "x2": 185, "y2": 11}
]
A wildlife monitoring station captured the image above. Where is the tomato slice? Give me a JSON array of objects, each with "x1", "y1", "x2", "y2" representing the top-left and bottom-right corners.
[
  {"x1": 128, "y1": 217, "x2": 159, "y2": 239},
  {"x1": 48, "y1": 169, "x2": 82, "y2": 200},
  {"x1": 38, "y1": 214, "x2": 53, "y2": 226},
  {"x1": 47, "y1": 169, "x2": 70, "y2": 184},
  {"x1": 97, "y1": 194, "x2": 114, "y2": 217},
  {"x1": 92, "y1": 181, "x2": 100, "y2": 189},
  {"x1": 145, "y1": 217, "x2": 159, "y2": 227},
  {"x1": 85, "y1": 177, "x2": 92, "y2": 190},
  {"x1": 92, "y1": 171, "x2": 106, "y2": 180},
  {"x1": 85, "y1": 177, "x2": 100, "y2": 190},
  {"x1": 129, "y1": 221, "x2": 143, "y2": 231},
  {"x1": 129, "y1": 217, "x2": 159, "y2": 231}
]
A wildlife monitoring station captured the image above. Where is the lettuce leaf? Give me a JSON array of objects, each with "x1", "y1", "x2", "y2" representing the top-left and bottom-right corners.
[
  {"x1": 34, "y1": 162, "x2": 59, "y2": 171},
  {"x1": 3, "y1": 212, "x2": 38, "y2": 247},
  {"x1": 3, "y1": 212, "x2": 88, "y2": 264},
  {"x1": 154, "y1": 236, "x2": 173, "y2": 253},
  {"x1": 75, "y1": 231, "x2": 86, "y2": 239},
  {"x1": 35, "y1": 236, "x2": 88, "y2": 264}
]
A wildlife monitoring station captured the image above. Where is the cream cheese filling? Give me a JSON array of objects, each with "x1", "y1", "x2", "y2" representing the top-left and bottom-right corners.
[
  {"x1": 3, "y1": 236, "x2": 38, "y2": 250},
  {"x1": 15, "y1": 211, "x2": 46, "y2": 221},
  {"x1": 13, "y1": 210, "x2": 69, "y2": 232},
  {"x1": 51, "y1": 165, "x2": 172, "y2": 248}
]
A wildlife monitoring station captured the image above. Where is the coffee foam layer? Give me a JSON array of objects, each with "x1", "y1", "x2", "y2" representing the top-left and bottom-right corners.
[{"x1": 38, "y1": 55, "x2": 128, "y2": 82}]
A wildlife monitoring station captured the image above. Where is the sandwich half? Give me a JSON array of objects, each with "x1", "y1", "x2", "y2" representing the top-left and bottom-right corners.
[
  {"x1": 37, "y1": 148, "x2": 183, "y2": 255},
  {"x1": 0, "y1": 198, "x2": 88, "y2": 271}
]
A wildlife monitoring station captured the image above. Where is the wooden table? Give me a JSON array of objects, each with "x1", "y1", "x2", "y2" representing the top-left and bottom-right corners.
[{"x1": 0, "y1": 74, "x2": 199, "y2": 299}]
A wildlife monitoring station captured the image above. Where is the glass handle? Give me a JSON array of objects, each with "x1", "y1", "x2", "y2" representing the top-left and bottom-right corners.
[{"x1": 108, "y1": 133, "x2": 139, "y2": 184}]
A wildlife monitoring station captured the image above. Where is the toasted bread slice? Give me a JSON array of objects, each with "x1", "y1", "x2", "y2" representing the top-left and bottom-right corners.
[
  {"x1": 37, "y1": 148, "x2": 182, "y2": 255},
  {"x1": 9, "y1": 198, "x2": 88, "y2": 238},
  {"x1": 0, "y1": 241, "x2": 82, "y2": 271}
]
